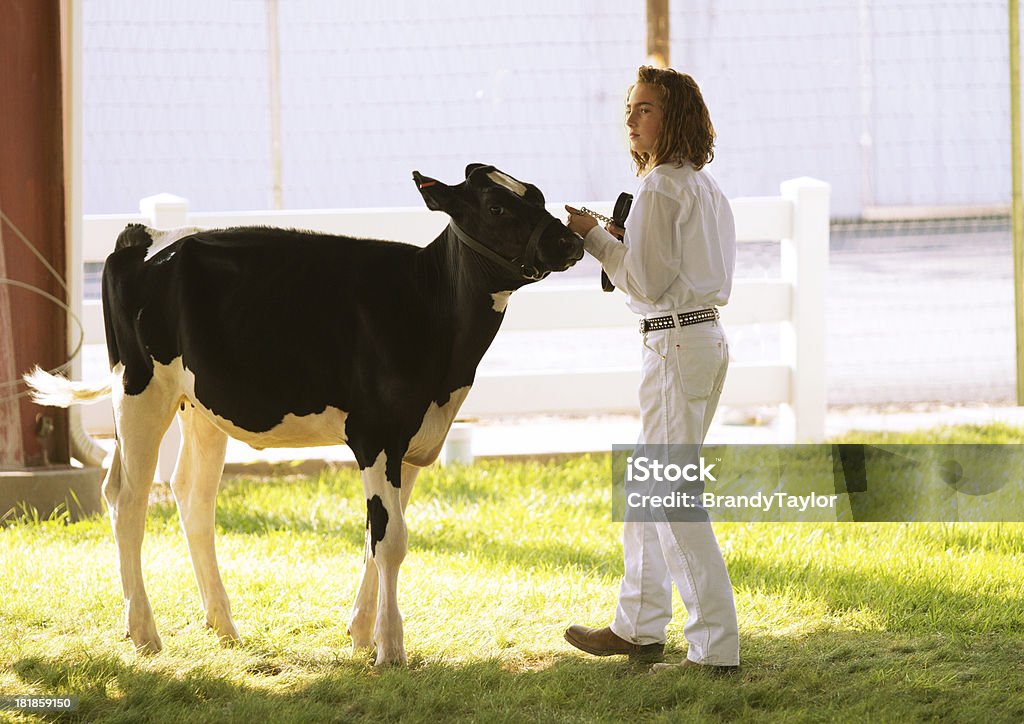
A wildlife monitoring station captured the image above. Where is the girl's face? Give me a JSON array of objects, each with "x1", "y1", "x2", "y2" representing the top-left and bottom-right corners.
[{"x1": 625, "y1": 83, "x2": 664, "y2": 156}]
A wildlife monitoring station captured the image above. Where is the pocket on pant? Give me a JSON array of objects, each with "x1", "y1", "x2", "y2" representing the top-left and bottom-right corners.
[{"x1": 674, "y1": 338, "x2": 726, "y2": 399}]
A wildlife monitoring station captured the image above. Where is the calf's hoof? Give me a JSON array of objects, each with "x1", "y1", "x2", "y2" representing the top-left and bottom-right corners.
[
  {"x1": 126, "y1": 616, "x2": 163, "y2": 655},
  {"x1": 350, "y1": 640, "x2": 375, "y2": 656},
  {"x1": 206, "y1": 613, "x2": 241, "y2": 645},
  {"x1": 128, "y1": 631, "x2": 163, "y2": 655},
  {"x1": 215, "y1": 631, "x2": 242, "y2": 647},
  {"x1": 373, "y1": 647, "x2": 407, "y2": 667},
  {"x1": 347, "y1": 622, "x2": 375, "y2": 651}
]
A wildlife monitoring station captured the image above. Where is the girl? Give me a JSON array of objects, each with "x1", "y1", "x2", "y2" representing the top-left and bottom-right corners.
[{"x1": 563, "y1": 66, "x2": 739, "y2": 672}]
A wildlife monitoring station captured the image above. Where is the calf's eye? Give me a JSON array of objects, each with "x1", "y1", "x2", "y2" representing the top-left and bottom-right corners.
[{"x1": 489, "y1": 206, "x2": 504, "y2": 216}]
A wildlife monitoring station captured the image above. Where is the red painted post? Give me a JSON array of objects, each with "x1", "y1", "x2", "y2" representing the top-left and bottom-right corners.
[{"x1": 0, "y1": 0, "x2": 70, "y2": 469}]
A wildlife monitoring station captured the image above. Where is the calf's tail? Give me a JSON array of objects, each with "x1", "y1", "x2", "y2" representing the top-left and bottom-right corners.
[{"x1": 23, "y1": 366, "x2": 112, "y2": 407}]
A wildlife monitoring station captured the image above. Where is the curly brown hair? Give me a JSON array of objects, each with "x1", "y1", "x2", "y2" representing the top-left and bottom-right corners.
[{"x1": 629, "y1": 66, "x2": 716, "y2": 175}]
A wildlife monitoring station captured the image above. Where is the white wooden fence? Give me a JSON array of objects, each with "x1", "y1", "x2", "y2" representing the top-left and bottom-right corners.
[{"x1": 78, "y1": 178, "x2": 830, "y2": 466}]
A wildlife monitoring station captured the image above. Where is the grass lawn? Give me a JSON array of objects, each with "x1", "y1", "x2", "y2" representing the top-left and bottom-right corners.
[{"x1": 2, "y1": 424, "x2": 1023, "y2": 722}]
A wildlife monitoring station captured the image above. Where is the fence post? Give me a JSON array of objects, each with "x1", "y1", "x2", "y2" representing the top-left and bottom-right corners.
[
  {"x1": 140, "y1": 193, "x2": 190, "y2": 483},
  {"x1": 779, "y1": 178, "x2": 830, "y2": 442},
  {"x1": 140, "y1": 193, "x2": 189, "y2": 229}
]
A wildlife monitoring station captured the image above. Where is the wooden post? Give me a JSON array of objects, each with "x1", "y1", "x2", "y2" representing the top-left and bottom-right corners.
[
  {"x1": 267, "y1": 0, "x2": 284, "y2": 210},
  {"x1": 1011, "y1": 0, "x2": 1024, "y2": 404},
  {"x1": 646, "y1": 0, "x2": 670, "y2": 68},
  {"x1": 0, "y1": 0, "x2": 70, "y2": 469},
  {"x1": 0, "y1": 0, "x2": 106, "y2": 524}
]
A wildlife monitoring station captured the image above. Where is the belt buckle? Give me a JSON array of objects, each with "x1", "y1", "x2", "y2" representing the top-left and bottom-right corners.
[{"x1": 639, "y1": 319, "x2": 647, "y2": 334}]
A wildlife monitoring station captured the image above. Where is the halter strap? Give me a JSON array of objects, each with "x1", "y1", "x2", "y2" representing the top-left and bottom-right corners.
[{"x1": 449, "y1": 216, "x2": 558, "y2": 282}]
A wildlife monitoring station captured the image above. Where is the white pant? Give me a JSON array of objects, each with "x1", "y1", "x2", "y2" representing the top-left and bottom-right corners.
[{"x1": 610, "y1": 320, "x2": 740, "y2": 666}]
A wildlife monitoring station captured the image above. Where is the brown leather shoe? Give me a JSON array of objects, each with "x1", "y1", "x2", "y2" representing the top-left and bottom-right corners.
[
  {"x1": 564, "y1": 625, "x2": 665, "y2": 662},
  {"x1": 651, "y1": 659, "x2": 739, "y2": 675}
]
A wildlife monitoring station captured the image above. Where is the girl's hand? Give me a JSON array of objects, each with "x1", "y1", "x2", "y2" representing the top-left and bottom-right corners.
[
  {"x1": 565, "y1": 205, "x2": 598, "y2": 236},
  {"x1": 606, "y1": 223, "x2": 625, "y2": 240}
]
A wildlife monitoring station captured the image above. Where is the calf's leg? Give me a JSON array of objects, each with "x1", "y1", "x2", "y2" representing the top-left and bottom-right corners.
[
  {"x1": 399, "y1": 462, "x2": 420, "y2": 512},
  {"x1": 348, "y1": 462, "x2": 418, "y2": 653},
  {"x1": 348, "y1": 526, "x2": 379, "y2": 651},
  {"x1": 105, "y1": 380, "x2": 177, "y2": 654},
  {"x1": 356, "y1": 451, "x2": 409, "y2": 665},
  {"x1": 170, "y1": 405, "x2": 238, "y2": 643}
]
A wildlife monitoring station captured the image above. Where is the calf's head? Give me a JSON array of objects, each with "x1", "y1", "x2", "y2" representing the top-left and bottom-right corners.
[{"x1": 413, "y1": 164, "x2": 584, "y2": 286}]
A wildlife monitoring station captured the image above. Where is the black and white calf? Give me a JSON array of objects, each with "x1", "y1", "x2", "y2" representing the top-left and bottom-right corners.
[{"x1": 26, "y1": 164, "x2": 583, "y2": 665}]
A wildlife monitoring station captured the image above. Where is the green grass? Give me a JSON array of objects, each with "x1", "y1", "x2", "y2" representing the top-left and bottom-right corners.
[{"x1": 2, "y1": 425, "x2": 1024, "y2": 722}]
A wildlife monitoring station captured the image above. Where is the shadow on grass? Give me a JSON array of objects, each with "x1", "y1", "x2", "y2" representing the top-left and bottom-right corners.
[{"x1": 10, "y1": 627, "x2": 1024, "y2": 723}]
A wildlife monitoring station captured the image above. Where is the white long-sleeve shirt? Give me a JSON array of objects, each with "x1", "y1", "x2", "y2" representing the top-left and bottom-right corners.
[{"x1": 583, "y1": 162, "x2": 736, "y2": 316}]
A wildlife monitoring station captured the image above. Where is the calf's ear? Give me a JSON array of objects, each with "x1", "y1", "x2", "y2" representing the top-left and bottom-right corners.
[
  {"x1": 465, "y1": 163, "x2": 490, "y2": 178},
  {"x1": 413, "y1": 171, "x2": 450, "y2": 211},
  {"x1": 525, "y1": 183, "x2": 546, "y2": 206}
]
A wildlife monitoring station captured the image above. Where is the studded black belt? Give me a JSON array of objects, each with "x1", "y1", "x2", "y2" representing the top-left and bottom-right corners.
[{"x1": 639, "y1": 308, "x2": 720, "y2": 334}]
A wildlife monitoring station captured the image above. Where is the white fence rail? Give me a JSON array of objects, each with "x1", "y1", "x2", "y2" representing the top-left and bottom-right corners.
[{"x1": 78, "y1": 178, "x2": 830, "y2": 461}]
